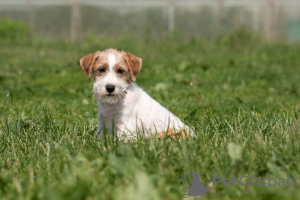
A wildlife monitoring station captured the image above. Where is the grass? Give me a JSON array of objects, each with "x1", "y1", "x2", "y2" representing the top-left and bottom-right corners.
[{"x1": 0, "y1": 32, "x2": 300, "y2": 200}]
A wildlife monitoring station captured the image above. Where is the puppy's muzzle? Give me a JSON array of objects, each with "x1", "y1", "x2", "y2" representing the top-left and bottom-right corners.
[{"x1": 106, "y1": 85, "x2": 115, "y2": 93}]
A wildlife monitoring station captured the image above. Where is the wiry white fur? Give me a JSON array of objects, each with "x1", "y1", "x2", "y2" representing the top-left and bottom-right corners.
[
  {"x1": 108, "y1": 53, "x2": 116, "y2": 70},
  {"x1": 95, "y1": 83, "x2": 193, "y2": 138},
  {"x1": 92, "y1": 50, "x2": 194, "y2": 138},
  {"x1": 92, "y1": 81, "x2": 128, "y2": 105},
  {"x1": 92, "y1": 51, "x2": 128, "y2": 104}
]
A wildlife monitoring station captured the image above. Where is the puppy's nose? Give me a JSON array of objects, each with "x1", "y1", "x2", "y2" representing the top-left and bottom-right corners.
[{"x1": 106, "y1": 85, "x2": 115, "y2": 93}]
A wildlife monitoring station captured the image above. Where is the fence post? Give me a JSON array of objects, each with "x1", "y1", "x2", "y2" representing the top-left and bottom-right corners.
[
  {"x1": 120, "y1": 0, "x2": 128, "y2": 15},
  {"x1": 252, "y1": 4, "x2": 260, "y2": 31},
  {"x1": 264, "y1": 0, "x2": 274, "y2": 41},
  {"x1": 168, "y1": 0, "x2": 175, "y2": 33},
  {"x1": 218, "y1": 0, "x2": 224, "y2": 33},
  {"x1": 25, "y1": 0, "x2": 35, "y2": 37},
  {"x1": 71, "y1": 0, "x2": 80, "y2": 40},
  {"x1": 276, "y1": 4, "x2": 284, "y2": 41}
]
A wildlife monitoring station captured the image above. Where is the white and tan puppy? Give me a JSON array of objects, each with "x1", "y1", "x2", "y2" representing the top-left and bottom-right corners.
[{"x1": 80, "y1": 49, "x2": 194, "y2": 138}]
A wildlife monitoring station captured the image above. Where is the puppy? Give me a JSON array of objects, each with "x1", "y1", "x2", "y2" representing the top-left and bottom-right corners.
[{"x1": 79, "y1": 49, "x2": 194, "y2": 138}]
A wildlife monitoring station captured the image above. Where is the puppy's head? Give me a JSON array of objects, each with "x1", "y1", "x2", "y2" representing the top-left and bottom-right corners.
[{"x1": 79, "y1": 49, "x2": 142, "y2": 104}]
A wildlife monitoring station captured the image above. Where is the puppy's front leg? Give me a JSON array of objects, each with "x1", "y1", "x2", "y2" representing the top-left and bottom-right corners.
[{"x1": 95, "y1": 119, "x2": 103, "y2": 138}]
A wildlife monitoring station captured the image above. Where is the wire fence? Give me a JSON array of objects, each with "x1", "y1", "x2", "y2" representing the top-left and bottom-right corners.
[{"x1": 0, "y1": 0, "x2": 300, "y2": 42}]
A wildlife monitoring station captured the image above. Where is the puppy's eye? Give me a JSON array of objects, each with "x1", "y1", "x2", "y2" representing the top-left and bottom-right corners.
[
  {"x1": 117, "y1": 69, "x2": 124, "y2": 74},
  {"x1": 98, "y1": 68, "x2": 106, "y2": 73}
]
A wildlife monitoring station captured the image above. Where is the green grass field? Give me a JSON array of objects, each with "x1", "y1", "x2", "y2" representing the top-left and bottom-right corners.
[{"x1": 0, "y1": 33, "x2": 300, "y2": 200}]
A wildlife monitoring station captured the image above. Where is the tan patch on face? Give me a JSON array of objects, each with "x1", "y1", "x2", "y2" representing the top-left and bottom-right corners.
[
  {"x1": 112, "y1": 62, "x2": 131, "y2": 83},
  {"x1": 92, "y1": 49, "x2": 130, "y2": 82},
  {"x1": 156, "y1": 128, "x2": 189, "y2": 139},
  {"x1": 93, "y1": 63, "x2": 108, "y2": 79},
  {"x1": 122, "y1": 51, "x2": 142, "y2": 82},
  {"x1": 80, "y1": 49, "x2": 142, "y2": 82},
  {"x1": 79, "y1": 51, "x2": 100, "y2": 82}
]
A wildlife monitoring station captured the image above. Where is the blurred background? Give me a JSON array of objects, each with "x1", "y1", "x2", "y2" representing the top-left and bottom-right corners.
[
  {"x1": 0, "y1": 0, "x2": 300, "y2": 42},
  {"x1": 1, "y1": 2, "x2": 300, "y2": 199}
]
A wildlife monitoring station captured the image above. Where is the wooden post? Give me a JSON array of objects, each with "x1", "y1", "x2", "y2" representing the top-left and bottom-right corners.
[
  {"x1": 71, "y1": 0, "x2": 80, "y2": 41},
  {"x1": 6, "y1": 4, "x2": 12, "y2": 18},
  {"x1": 120, "y1": 0, "x2": 128, "y2": 16},
  {"x1": 168, "y1": 0, "x2": 175, "y2": 33},
  {"x1": 252, "y1": 4, "x2": 260, "y2": 31},
  {"x1": 25, "y1": 0, "x2": 35, "y2": 37},
  {"x1": 219, "y1": 0, "x2": 224, "y2": 33},
  {"x1": 235, "y1": 6, "x2": 246, "y2": 29},
  {"x1": 277, "y1": 5, "x2": 284, "y2": 42},
  {"x1": 264, "y1": 0, "x2": 274, "y2": 41}
]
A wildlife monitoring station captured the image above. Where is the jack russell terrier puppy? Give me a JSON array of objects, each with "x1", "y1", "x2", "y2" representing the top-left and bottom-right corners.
[{"x1": 79, "y1": 49, "x2": 194, "y2": 139}]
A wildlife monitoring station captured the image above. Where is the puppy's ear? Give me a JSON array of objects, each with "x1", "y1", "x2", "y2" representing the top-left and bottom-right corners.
[
  {"x1": 122, "y1": 52, "x2": 142, "y2": 83},
  {"x1": 79, "y1": 51, "x2": 99, "y2": 82}
]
